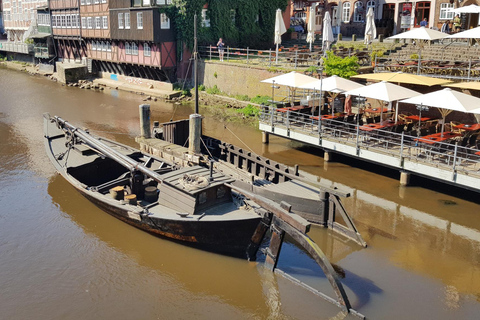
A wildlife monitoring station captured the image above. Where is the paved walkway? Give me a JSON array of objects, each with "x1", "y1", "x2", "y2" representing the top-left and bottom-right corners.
[{"x1": 93, "y1": 78, "x2": 181, "y2": 100}]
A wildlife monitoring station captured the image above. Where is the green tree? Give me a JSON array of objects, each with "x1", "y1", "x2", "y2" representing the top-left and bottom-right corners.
[{"x1": 321, "y1": 51, "x2": 359, "y2": 79}]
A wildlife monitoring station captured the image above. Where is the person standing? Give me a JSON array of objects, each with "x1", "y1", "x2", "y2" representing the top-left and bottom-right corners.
[
  {"x1": 453, "y1": 15, "x2": 461, "y2": 32},
  {"x1": 441, "y1": 20, "x2": 451, "y2": 33},
  {"x1": 420, "y1": 18, "x2": 428, "y2": 27},
  {"x1": 217, "y1": 38, "x2": 225, "y2": 61}
]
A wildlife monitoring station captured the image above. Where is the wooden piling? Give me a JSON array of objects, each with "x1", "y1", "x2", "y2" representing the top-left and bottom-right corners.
[
  {"x1": 400, "y1": 171, "x2": 410, "y2": 186},
  {"x1": 189, "y1": 113, "x2": 202, "y2": 155},
  {"x1": 139, "y1": 104, "x2": 151, "y2": 138}
]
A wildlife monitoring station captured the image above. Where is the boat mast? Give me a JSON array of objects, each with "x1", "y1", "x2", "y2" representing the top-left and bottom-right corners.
[{"x1": 189, "y1": 13, "x2": 201, "y2": 155}]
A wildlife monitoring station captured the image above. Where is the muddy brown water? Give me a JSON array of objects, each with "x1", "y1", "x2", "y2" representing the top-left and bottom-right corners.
[{"x1": 1, "y1": 67, "x2": 479, "y2": 319}]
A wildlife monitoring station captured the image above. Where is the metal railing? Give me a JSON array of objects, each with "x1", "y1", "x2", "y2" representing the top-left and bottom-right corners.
[
  {"x1": 0, "y1": 41, "x2": 34, "y2": 54},
  {"x1": 259, "y1": 106, "x2": 480, "y2": 178},
  {"x1": 198, "y1": 45, "x2": 372, "y2": 69}
]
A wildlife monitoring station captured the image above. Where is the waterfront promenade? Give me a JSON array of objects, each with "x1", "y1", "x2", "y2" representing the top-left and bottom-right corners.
[{"x1": 259, "y1": 107, "x2": 480, "y2": 192}]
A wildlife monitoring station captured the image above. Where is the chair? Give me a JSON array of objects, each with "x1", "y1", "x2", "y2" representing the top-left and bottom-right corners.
[
  {"x1": 419, "y1": 128, "x2": 429, "y2": 136},
  {"x1": 451, "y1": 121, "x2": 463, "y2": 134},
  {"x1": 345, "y1": 114, "x2": 355, "y2": 123},
  {"x1": 373, "y1": 116, "x2": 381, "y2": 123},
  {"x1": 405, "y1": 122, "x2": 414, "y2": 132},
  {"x1": 427, "y1": 126, "x2": 437, "y2": 135},
  {"x1": 366, "y1": 117, "x2": 374, "y2": 124}
]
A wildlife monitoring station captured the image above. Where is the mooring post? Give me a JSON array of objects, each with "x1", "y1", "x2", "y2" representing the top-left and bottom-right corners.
[
  {"x1": 319, "y1": 191, "x2": 330, "y2": 226},
  {"x1": 400, "y1": 171, "x2": 410, "y2": 186},
  {"x1": 189, "y1": 113, "x2": 202, "y2": 155},
  {"x1": 262, "y1": 131, "x2": 269, "y2": 144},
  {"x1": 324, "y1": 150, "x2": 333, "y2": 162},
  {"x1": 139, "y1": 104, "x2": 151, "y2": 138}
]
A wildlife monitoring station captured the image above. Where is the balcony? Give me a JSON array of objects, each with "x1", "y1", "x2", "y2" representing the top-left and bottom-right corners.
[{"x1": 0, "y1": 41, "x2": 34, "y2": 54}]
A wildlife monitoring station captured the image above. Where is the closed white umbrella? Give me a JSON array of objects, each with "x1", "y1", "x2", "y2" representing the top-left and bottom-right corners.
[
  {"x1": 336, "y1": 1, "x2": 342, "y2": 36},
  {"x1": 274, "y1": 8, "x2": 287, "y2": 64},
  {"x1": 306, "y1": 5, "x2": 316, "y2": 51},
  {"x1": 364, "y1": 7, "x2": 376, "y2": 45},
  {"x1": 400, "y1": 88, "x2": 480, "y2": 135},
  {"x1": 322, "y1": 12, "x2": 334, "y2": 51}
]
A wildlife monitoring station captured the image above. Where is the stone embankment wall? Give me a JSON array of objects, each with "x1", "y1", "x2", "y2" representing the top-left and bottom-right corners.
[{"x1": 198, "y1": 61, "x2": 282, "y2": 98}]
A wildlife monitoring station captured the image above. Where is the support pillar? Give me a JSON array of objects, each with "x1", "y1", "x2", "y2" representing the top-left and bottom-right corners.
[
  {"x1": 262, "y1": 131, "x2": 269, "y2": 144},
  {"x1": 324, "y1": 150, "x2": 333, "y2": 162},
  {"x1": 400, "y1": 171, "x2": 410, "y2": 186},
  {"x1": 139, "y1": 104, "x2": 151, "y2": 138},
  {"x1": 189, "y1": 114, "x2": 202, "y2": 155}
]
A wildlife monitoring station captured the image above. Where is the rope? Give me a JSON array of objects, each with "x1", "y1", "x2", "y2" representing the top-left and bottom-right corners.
[
  {"x1": 224, "y1": 125, "x2": 255, "y2": 154},
  {"x1": 200, "y1": 137, "x2": 214, "y2": 159}
]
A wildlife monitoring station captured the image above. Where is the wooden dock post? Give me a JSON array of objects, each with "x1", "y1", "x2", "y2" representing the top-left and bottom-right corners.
[
  {"x1": 324, "y1": 150, "x2": 333, "y2": 162},
  {"x1": 139, "y1": 104, "x2": 151, "y2": 138},
  {"x1": 400, "y1": 171, "x2": 410, "y2": 186},
  {"x1": 262, "y1": 131, "x2": 269, "y2": 144},
  {"x1": 189, "y1": 113, "x2": 202, "y2": 155}
]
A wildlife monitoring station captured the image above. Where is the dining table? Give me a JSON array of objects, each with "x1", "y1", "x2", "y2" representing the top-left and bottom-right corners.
[
  {"x1": 359, "y1": 120, "x2": 399, "y2": 132},
  {"x1": 405, "y1": 115, "x2": 431, "y2": 122},
  {"x1": 455, "y1": 123, "x2": 480, "y2": 131},
  {"x1": 414, "y1": 132, "x2": 461, "y2": 145}
]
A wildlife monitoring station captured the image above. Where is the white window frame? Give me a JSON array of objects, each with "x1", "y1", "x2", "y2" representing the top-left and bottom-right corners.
[
  {"x1": 144, "y1": 43, "x2": 151, "y2": 57},
  {"x1": 81, "y1": 17, "x2": 86, "y2": 28},
  {"x1": 107, "y1": 42, "x2": 112, "y2": 52},
  {"x1": 102, "y1": 16, "x2": 108, "y2": 29},
  {"x1": 366, "y1": 0, "x2": 375, "y2": 12},
  {"x1": 92, "y1": 41, "x2": 96, "y2": 51},
  {"x1": 87, "y1": 16, "x2": 93, "y2": 29},
  {"x1": 137, "y1": 12, "x2": 143, "y2": 29},
  {"x1": 160, "y1": 13, "x2": 170, "y2": 29},
  {"x1": 125, "y1": 42, "x2": 131, "y2": 55},
  {"x1": 95, "y1": 16, "x2": 101, "y2": 29},
  {"x1": 102, "y1": 0, "x2": 107, "y2": 3},
  {"x1": 132, "y1": 42, "x2": 138, "y2": 55},
  {"x1": 342, "y1": 2, "x2": 351, "y2": 23},
  {"x1": 81, "y1": 0, "x2": 85, "y2": 5},
  {"x1": 125, "y1": 12, "x2": 130, "y2": 29},
  {"x1": 86, "y1": 0, "x2": 91, "y2": 4},
  {"x1": 118, "y1": 13, "x2": 124, "y2": 29},
  {"x1": 440, "y1": 3, "x2": 454, "y2": 20},
  {"x1": 201, "y1": 8, "x2": 210, "y2": 27},
  {"x1": 94, "y1": 0, "x2": 99, "y2": 4},
  {"x1": 353, "y1": 2, "x2": 363, "y2": 23},
  {"x1": 66, "y1": 14, "x2": 72, "y2": 28}
]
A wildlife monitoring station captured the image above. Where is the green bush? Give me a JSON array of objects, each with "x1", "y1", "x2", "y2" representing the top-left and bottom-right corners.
[
  {"x1": 250, "y1": 95, "x2": 271, "y2": 105},
  {"x1": 321, "y1": 51, "x2": 359, "y2": 79},
  {"x1": 206, "y1": 85, "x2": 221, "y2": 94},
  {"x1": 236, "y1": 104, "x2": 260, "y2": 117},
  {"x1": 234, "y1": 94, "x2": 250, "y2": 101},
  {"x1": 198, "y1": 84, "x2": 206, "y2": 91},
  {"x1": 410, "y1": 53, "x2": 419, "y2": 60}
]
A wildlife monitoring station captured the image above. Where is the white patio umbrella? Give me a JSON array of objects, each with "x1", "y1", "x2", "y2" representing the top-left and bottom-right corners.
[
  {"x1": 452, "y1": 4, "x2": 480, "y2": 14},
  {"x1": 344, "y1": 81, "x2": 420, "y2": 121},
  {"x1": 364, "y1": 7, "x2": 376, "y2": 45},
  {"x1": 446, "y1": 26, "x2": 480, "y2": 39},
  {"x1": 400, "y1": 88, "x2": 480, "y2": 136},
  {"x1": 306, "y1": 5, "x2": 316, "y2": 52},
  {"x1": 299, "y1": 75, "x2": 364, "y2": 115},
  {"x1": 322, "y1": 11, "x2": 334, "y2": 51},
  {"x1": 388, "y1": 26, "x2": 447, "y2": 41},
  {"x1": 274, "y1": 8, "x2": 287, "y2": 64},
  {"x1": 261, "y1": 71, "x2": 317, "y2": 104}
]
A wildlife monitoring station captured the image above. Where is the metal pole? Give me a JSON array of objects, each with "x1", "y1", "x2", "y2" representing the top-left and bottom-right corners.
[
  {"x1": 417, "y1": 51, "x2": 421, "y2": 75},
  {"x1": 194, "y1": 14, "x2": 199, "y2": 114},
  {"x1": 247, "y1": 47, "x2": 249, "y2": 63},
  {"x1": 468, "y1": 58, "x2": 472, "y2": 80},
  {"x1": 276, "y1": 43, "x2": 279, "y2": 64}
]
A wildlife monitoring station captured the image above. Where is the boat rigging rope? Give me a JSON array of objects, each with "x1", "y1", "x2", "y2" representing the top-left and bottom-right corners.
[{"x1": 223, "y1": 125, "x2": 255, "y2": 154}]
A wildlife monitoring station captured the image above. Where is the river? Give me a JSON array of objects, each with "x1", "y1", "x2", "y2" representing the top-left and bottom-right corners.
[{"x1": 1, "y1": 66, "x2": 479, "y2": 319}]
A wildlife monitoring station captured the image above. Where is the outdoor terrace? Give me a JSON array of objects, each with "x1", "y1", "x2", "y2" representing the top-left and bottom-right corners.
[{"x1": 259, "y1": 106, "x2": 480, "y2": 192}]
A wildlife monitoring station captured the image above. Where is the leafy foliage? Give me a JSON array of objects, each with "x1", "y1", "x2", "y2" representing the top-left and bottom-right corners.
[
  {"x1": 206, "y1": 85, "x2": 221, "y2": 94},
  {"x1": 236, "y1": 104, "x2": 260, "y2": 118},
  {"x1": 321, "y1": 52, "x2": 359, "y2": 79},
  {"x1": 250, "y1": 95, "x2": 271, "y2": 105},
  {"x1": 166, "y1": 0, "x2": 289, "y2": 51}
]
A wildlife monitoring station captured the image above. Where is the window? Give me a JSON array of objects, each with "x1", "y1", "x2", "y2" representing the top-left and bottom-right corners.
[
  {"x1": 342, "y1": 2, "x2": 351, "y2": 23},
  {"x1": 354, "y1": 2, "x2": 364, "y2": 23},
  {"x1": 81, "y1": 17, "x2": 86, "y2": 28},
  {"x1": 143, "y1": 0, "x2": 150, "y2": 5},
  {"x1": 51, "y1": 15, "x2": 56, "y2": 27},
  {"x1": 137, "y1": 12, "x2": 143, "y2": 29},
  {"x1": 125, "y1": 42, "x2": 131, "y2": 54},
  {"x1": 118, "y1": 13, "x2": 124, "y2": 29},
  {"x1": 102, "y1": 0, "x2": 107, "y2": 3},
  {"x1": 61, "y1": 15, "x2": 66, "y2": 27},
  {"x1": 160, "y1": 13, "x2": 169, "y2": 29},
  {"x1": 81, "y1": 0, "x2": 85, "y2": 5},
  {"x1": 92, "y1": 41, "x2": 96, "y2": 51},
  {"x1": 103, "y1": 16, "x2": 108, "y2": 29},
  {"x1": 230, "y1": 9, "x2": 235, "y2": 24},
  {"x1": 86, "y1": 0, "x2": 91, "y2": 4},
  {"x1": 144, "y1": 43, "x2": 151, "y2": 56},
  {"x1": 440, "y1": 3, "x2": 454, "y2": 20},
  {"x1": 102, "y1": 41, "x2": 106, "y2": 51},
  {"x1": 94, "y1": 0, "x2": 99, "y2": 4},
  {"x1": 132, "y1": 42, "x2": 138, "y2": 55},
  {"x1": 95, "y1": 16, "x2": 101, "y2": 29},
  {"x1": 107, "y1": 42, "x2": 112, "y2": 52},
  {"x1": 366, "y1": 0, "x2": 375, "y2": 13},
  {"x1": 201, "y1": 8, "x2": 210, "y2": 27},
  {"x1": 125, "y1": 12, "x2": 130, "y2": 29},
  {"x1": 87, "y1": 17, "x2": 93, "y2": 29},
  {"x1": 71, "y1": 15, "x2": 76, "y2": 28},
  {"x1": 66, "y1": 14, "x2": 72, "y2": 28}
]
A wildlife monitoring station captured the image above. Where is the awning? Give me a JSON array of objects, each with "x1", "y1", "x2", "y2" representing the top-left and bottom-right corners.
[{"x1": 29, "y1": 33, "x2": 52, "y2": 39}]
